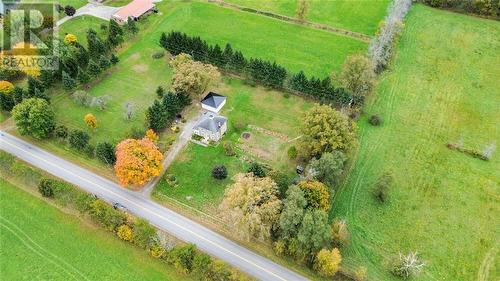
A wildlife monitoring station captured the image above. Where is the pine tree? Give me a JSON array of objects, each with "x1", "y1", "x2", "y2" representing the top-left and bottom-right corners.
[
  {"x1": 108, "y1": 20, "x2": 124, "y2": 47},
  {"x1": 87, "y1": 29, "x2": 107, "y2": 57},
  {"x1": 230, "y1": 51, "x2": 247, "y2": 72},
  {"x1": 77, "y1": 67, "x2": 91, "y2": 84},
  {"x1": 87, "y1": 59, "x2": 102, "y2": 77},
  {"x1": 210, "y1": 44, "x2": 224, "y2": 67},
  {"x1": 62, "y1": 71, "x2": 77, "y2": 91},
  {"x1": 126, "y1": 17, "x2": 138, "y2": 34},
  {"x1": 99, "y1": 55, "x2": 111, "y2": 70},
  {"x1": 159, "y1": 32, "x2": 168, "y2": 50},
  {"x1": 222, "y1": 43, "x2": 233, "y2": 67},
  {"x1": 75, "y1": 43, "x2": 89, "y2": 67},
  {"x1": 110, "y1": 54, "x2": 119, "y2": 65},
  {"x1": 146, "y1": 100, "x2": 169, "y2": 132}
]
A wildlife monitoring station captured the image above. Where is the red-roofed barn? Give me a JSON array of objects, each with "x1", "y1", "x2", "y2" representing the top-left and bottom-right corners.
[{"x1": 112, "y1": 0, "x2": 155, "y2": 24}]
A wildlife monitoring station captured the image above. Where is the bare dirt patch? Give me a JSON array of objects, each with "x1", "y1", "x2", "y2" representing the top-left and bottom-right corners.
[{"x1": 132, "y1": 64, "x2": 149, "y2": 73}]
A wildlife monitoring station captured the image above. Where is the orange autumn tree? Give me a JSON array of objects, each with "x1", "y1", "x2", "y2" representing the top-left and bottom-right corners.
[
  {"x1": 114, "y1": 138, "x2": 163, "y2": 187},
  {"x1": 145, "y1": 129, "x2": 159, "y2": 143}
]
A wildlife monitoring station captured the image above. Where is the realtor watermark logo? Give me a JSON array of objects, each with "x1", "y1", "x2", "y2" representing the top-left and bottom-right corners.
[{"x1": 1, "y1": 1, "x2": 59, "y2": 72}]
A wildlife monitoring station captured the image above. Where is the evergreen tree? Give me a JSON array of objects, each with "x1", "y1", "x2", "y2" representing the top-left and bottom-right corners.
[
  {"x1": 229, "y1": 50, "x2": 247, "y2": 71},
  {"x1": 62, "y1": 71, "x2": 77, "y2": 91},
  {"x1": 156, "y1": 86, "x2": 165, "y2": 99},
  {"x1": 146, "y1": 100, "x2": 169, "y2": 132},
  {"x1": 12, "y1": 87, "x2": 24, "y2": 105},
  {"x1": 209, "y1": 44, "x2": 224, "y2": 67},
  {"x1": 87, "y1": 59, "x2": 102, "y2": 77},
  {"x1": 99, "y1": 55, "x2": 111, "y2": 70},
  {"x1": 38, "y1": 70, "x2": 56, "y2": 89},
  {"x1": 222, "y1": 43, "x2": 233, "y2": 67},
  {"x1": 95, "y1": 142, "x2": 116, "y2": 165},
  {"x1": 77, "y1": 67, "x2": 91, "y2": 84},
  {"x1": 126, "y1": 17, "x2": 138, "y2": 34},
  {"x1": 159, "y1": 32, "x2": 168, "y2": 50},
  {"x1": 75, "y1": 42, "x2": 89, "y2": 67},
  {"x1": 110, "y1": 54, "x2": 119, "y2": 65},
  {"x1": 87, "y1": 29, "x2": 107, "y2": 57},
  {"x1": 289, "y1": 71, "x2": 308, "y2": 93},
  {"x1": 108, "y1": 20, "x2": 124, "y2": 47},
  {"x1": 27, "y1": 76, "x2": 45, "y2": 97}
]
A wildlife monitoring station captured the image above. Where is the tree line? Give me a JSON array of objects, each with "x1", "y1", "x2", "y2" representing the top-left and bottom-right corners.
[{"x1": 159, "y1": 31, "x2": 361, "y2": 107}]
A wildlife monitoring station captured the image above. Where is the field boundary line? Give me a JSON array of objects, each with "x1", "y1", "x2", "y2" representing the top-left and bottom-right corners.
[{"x1": 206, "y1": 0, "x2": 372, "y2": 43}]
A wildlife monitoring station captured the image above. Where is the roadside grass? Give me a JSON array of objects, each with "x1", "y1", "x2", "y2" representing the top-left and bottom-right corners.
[
  {"x1": 223, "y1": 0, "x2": 390, "y2": 35},
  {"x1": 154, "y1": 1, "x2": 367, "y2": 76},
  {"x1": 331, "y1": 5, "x2": 500, "y2": 281},
  {"x1": 0, "y1": 179, "x2": 193, "y2": 281},
  {"x1": 153, "y1": 77, "x2": 313, "y2": 212}
]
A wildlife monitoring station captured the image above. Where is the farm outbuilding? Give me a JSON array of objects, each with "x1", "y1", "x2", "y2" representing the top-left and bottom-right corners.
[{"x1": 112, "y1": 0, "x2": 155, "y2": 24}]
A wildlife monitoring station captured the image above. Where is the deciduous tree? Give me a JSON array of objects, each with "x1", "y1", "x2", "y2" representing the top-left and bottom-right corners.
[
  {"x1": 307, "y1": 151, "x2": 347, "y2": 187},
  {"x1": 64, "y1": 33, "x2": 77, "y2": 44},
  {"x1": 219, "y1": 173, "x2": 282, "y2": 241},
  {"x1": 314, "y1": 248, "x2": 342, "y2": 277},
  {"x1": 95, "y1": 142, "x2": 116, "y2": 165},
  {"x1": 299, "y1": 105, "x2": 357, "y2": 159},
  {"x1": 12, "y1": 98, "x2": 55, "y2": 139},
  {"x1": 340, "y1": 54, "x2": 376, "y2": 98},
  {"x1": 114, "y1": 138, "x2": 163, "y2": 187},
  {"x1": 170, "y1": 53, "x2": 220, "y2": 97},
  {"x1": 298, "y1": 180, "x2": 330, "y2": 211},
  {"x1": 84, "y1": 113, "x2": 97, "y2": 130},
  {"x1": 296, "y1": 209, "x2": 331, "y2": 258}
]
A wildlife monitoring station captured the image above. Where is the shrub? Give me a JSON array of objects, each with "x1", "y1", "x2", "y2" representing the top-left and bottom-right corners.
[
  {"x1": 68, "y1": 130, "x2": 90, "y2": 151},
  {"x1": 212, "y1": 165, "x2": 228, "y2": 180},
  {"x1": 150, "y1": 244, "x2": 166, "y2": 258},
  {"x1": 223, "y1": 141, "x2": 236, "y2": 156},
  {"x1": 331, "y1": 218, "x2": 350, "y2": 246},
  {"x1": 75, "y1": 193, "x2": 96, "y2": 214},
  {"x1": 207, "y1": 260, "x2": 232, "y2": 281},
  {"x1": 167, "y1": 244, "x2": 197, "y2": 274},
  {"x1": 38, "y1": 178, "x2": 55, "y2": 198},
  {"x1": 246, "y1": 162, "x2": 266, "y2": 178},
  {"x1": 192, "y1": 252, "x2": 213, "y2": 276},
  {"x1": 95, "y1": 142, "x2": 116, "y2": 165},
  {"x1": 287, "y1": 146, "x2": 298, "y2": 159},
  {"x1": 373, "y1": 172, "x2": 393, "y2": 203},
  {"x1": 268, "y1": 170, "x2": 291, "y2": 198},
  {"x1": 354, "y1": 266, "x2": 368, "y2": 281},
  {"x1": 89, "y1": 200, "x2": 126, "y2": 231},
  {"x1": 117, "y1": 224, "x2": 134, "y2": 241},
  {"x1": 152, "y1": 51, "x2": 165, "y2": 59},
  {"x1": 126, "y1": 126, "x2": 146, "y2": 139},
  {"x1": 313, "y1": 248, "x2": 342, "y2": 277},
  {"x1": 64, "y1": 5, "x2": 76, "y2": 16},
  {"x1": 133, "y1": 219, "x2": 156, "y2": 249},
  {"x1": 369, "y1": 114, "x2": 382, "y2": 126},
  {"x1": 54, "y1": 124, "x2": 69, "y2": 140},
  {"x1": 392, "y1": 251, "x2": 425, "y2": 279}
]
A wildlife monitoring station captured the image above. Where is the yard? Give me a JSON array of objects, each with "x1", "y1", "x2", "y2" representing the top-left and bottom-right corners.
[
  {"x1": 0, "y1": 179, "x2": 192, "y2": 281},
  {"x1": 153, "y1": 77, "x2": 314, "y2": 212},
  {"x1": 331, "y1": 5, "x2": 500, "y2": 281},
  {"x1": 224, "y1": 0, "x2": 390, "y2": 35}
]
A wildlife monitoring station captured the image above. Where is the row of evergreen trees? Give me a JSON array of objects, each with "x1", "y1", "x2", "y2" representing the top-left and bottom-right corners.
[
  {"x1": 159, "y1": 31, "x2": 359, "y2": 107},
  {"x1": 146, "y1": 92, "x2": 191, "y2": 132}
]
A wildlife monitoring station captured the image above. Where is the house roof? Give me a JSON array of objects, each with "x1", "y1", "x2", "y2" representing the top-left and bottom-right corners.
[
  {"x1": 195, "y1": 112, "x2": 227, "y2": 133},
  {"x1": 113, "y1": 0, "x2": 154, "y2": 20},
  {"x1": 201, "y1": 92, "x2": 226, "y2": 109}
]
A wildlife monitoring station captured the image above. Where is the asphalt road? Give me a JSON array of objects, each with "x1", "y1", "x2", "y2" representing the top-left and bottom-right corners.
[{"x1": 0, "y1": 131, "x2": 308, "y2": 281}]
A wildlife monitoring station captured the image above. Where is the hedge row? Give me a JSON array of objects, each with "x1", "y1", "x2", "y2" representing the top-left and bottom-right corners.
[{"x1": 160, "y1": 31, "x2": 361, "y2": 107}]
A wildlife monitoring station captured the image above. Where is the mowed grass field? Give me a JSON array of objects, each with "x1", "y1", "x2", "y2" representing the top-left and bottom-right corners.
[
  {"x1": 224, "y1": 0, "x2": 390, "y2": 35},
  {"x1": 0, "y1": 179, "x2": 192, "y2": 281},
  {"x1": 155, "y1": 1, "x2": 367, "y2": 76},
  {"x1": 154, "y1": 78, "x2": 314, "y2": 212},
  {"x1": 331, "y1": 5, "x2": 500, "y2": 281},
  {"x1": 58, "y1": 16, "x2": 108, "y2": 48}
]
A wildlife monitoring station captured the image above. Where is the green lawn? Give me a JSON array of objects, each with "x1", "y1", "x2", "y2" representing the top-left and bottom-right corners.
[
  {"x1": 102, "y1": 0, "x2": 133, "y2": 7},
  {"x1": 155, "y1": 1, "x2": 367, "y2": 76},
  {"x1": 0, "y1": 179, "x2": 193, "y2": 281},
  {"x1": 224, "y1": 0, "x2": 390, "y2": 35},
  {"x1": 332, "y1": 5, "x2": 500, "y2": 281},
  {"x1": 58, "y1": 16, "x2": 108, "y2": 47},
  {"x1": 154, "y1": 78, "x2": 314, "y2": 212}
]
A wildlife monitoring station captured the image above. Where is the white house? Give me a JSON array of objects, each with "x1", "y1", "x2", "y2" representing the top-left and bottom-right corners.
[
  {"x1": 193, "y1": 112, "x2": 227, "y2": 142},
  {"x1": 112, "y1": 0, "x2": 155, "y2": 24},
  {"x1": 201, "y1": 92, "x2": 226, "y2": 113}
]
